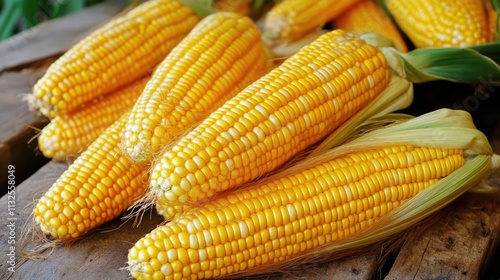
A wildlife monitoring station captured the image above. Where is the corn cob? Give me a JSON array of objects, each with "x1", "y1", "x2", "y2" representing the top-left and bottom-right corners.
[
  {"x1": 121, "y1": 12, "x2": 269, "y2": 163},
  {"x1": 27, "y1": 0, "x2": 200, "y2": 118},
  {"x1": 129, "y1": 144, "x2": 465, "y2": 279},
  {"x1": 332, "y1": 0, "x2": 408, "y2": 52},
  {"x1": 213, "y1": 0, "x2": 251, "y2": 16},
  {"x1": 263, "y1": 0, "x2": 362, "y2": 43},
  {"x1": 34, "y1": 112, "x2": 149, "y2": 240},
  {"x1": 149, "y1": 29, "x2": 391, "y2": 218},
  {"x1": 38, "y1": 75, "x2": 150, "y2": 161},
  {"x1": 384, "y1": 0, "x2": 488, "y2": 47}
]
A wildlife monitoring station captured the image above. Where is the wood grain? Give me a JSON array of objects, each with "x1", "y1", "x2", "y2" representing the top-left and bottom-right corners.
[
  {"x1": 385, "y1": 192, "x2": 500, "y2": 280},
  {"x1": 0, "y1": 70, "x2": 49, "y2": 195}
]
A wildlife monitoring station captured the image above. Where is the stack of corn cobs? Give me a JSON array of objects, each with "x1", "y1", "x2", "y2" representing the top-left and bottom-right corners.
[{"x1": 26, "y1": 0, "x2": 500, "y2": 279}]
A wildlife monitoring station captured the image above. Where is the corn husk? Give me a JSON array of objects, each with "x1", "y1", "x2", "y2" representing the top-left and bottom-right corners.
[{"x1": 225, "y1": 108, "x2": 500, "y2": 277}]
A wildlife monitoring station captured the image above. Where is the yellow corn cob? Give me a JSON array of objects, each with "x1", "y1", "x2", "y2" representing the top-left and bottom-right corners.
[
  {"x1": 38, "y1": 76, "x2": 150, "y2": 161},
  {"x1": 384, "y1": 0, "x2": 488, "y2": 47},
  {"x1": 121, "y1": 12, "x2": 269, "y2": 163},
  {"x1": 128, "y1": 145, "x2": 465, "y2": 279},
  {"x1": 263, "y1": 0, "x2": 362, "y2": 43},
  {"x1": 149, "y1": 29, "x2": 391, "y2": 218},
  {"x1": 28, "y1": 0, "x2": 200, "y2": 118},
  {"x1": 213, "y1": 0, "x2": 251, "y2": 15},
  {"x1": 33, "y1": 112, "x2": 149, "y2": 240},
  {"x1": 332, "y1": 0, "x2": 408, "y2": 52},
  {"x1": 485, "y1": 0, "x2": 499, "y2": 41}
]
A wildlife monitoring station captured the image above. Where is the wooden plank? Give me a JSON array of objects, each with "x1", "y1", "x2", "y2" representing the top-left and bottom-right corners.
[
  {"x1": 0, "y1": 69, "x2": 50, "y2": 196},
  {"x1": 272, "y1": 253, "x2": 379, "y2": 280},
  {"x1": 385, "y1": 192, "x2": 500, "y2": 280},
  {"x1": 0, "y1": 0, "x2": 127, "y2": 72},
  {"x1": 0, "y1": 144, "x2": 11, "y2": 188}
]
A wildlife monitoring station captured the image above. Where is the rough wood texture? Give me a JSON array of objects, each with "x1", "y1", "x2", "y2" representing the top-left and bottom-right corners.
[
  {"x1": 0, "y1": 70, "x2": 49, "y2": 194},
  {"x1": 271, "y1": 253, "x2": 380, "y2": 280},
  {"x1": 0, "y1": 0, "x2": 127, "y2": 72},
  {"x1": 385, "y1": 193, "x2": 500, "y2": 280}
]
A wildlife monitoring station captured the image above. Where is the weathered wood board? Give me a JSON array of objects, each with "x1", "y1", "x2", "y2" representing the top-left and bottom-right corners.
[
  {"x1": 386, "y1": 193, "x2": 500, "y2": 280},
  {"x1": 0, "y1": 70, "x2": 50, "y2": 195}
]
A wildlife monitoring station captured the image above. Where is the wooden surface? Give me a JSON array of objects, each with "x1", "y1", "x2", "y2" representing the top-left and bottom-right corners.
[{"x1": 0, "y1": 69, "x2": 49, "y2": 195}]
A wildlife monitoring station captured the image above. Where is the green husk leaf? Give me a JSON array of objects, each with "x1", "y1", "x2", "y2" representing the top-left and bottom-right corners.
[
  {"x1": 179, "y1": 0, "x2": 217, "y2": 18},
  {"x1": 492, "y1": 0, "x2": 500, "y2": 12},
  {"x1": 386, "y1": 46, "x2": 500, "y2": 84},
  {"x1": 469, "y1": 42, "x2": 500, "y2": 61},
  {"x1": 309, "y1": 75, "x2": 413, "y2": 156},
  {"x1": 301, "y1": 109, "x2": 493, "y2": 185},
  {"x1": 335, "y1": 108, "x2": 493, "y2": 156},
  {"x1": 0, "y1": 0, "x2": 23, "y2": 41},
  {"x1": 20, "y1": 0, "x2": 38, "y2": 28}
]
